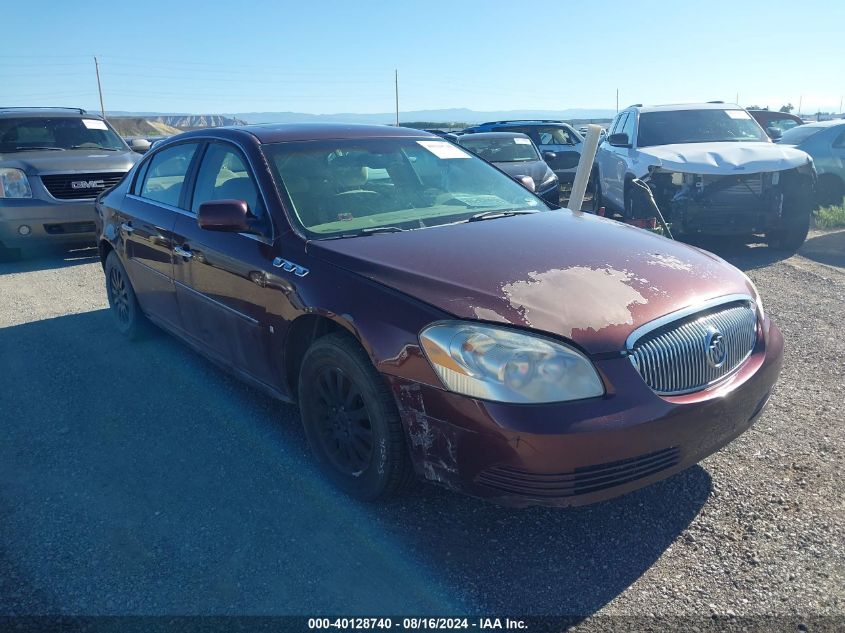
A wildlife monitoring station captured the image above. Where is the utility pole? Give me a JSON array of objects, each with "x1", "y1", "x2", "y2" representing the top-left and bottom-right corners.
[
  {"x1": 840, "y1": 96, "x2": 843, "y2": 115},
  {"x1": 615, "y1": 88, "x2": 619, "y2": 114},
  {"x1": 736, "y1": 92, "x2": 739, "y2": 105},
  {"x1": 798, "y1": 95, "x2": 802, "y2": 117},
  {"x1": 394, "y1": 69, "x2": 399, "y2": 126},
  {"x1": 94, "y1": 56, "x2": 106, "y2": 120}
]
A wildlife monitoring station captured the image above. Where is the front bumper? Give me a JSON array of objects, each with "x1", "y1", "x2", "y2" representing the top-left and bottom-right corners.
[
  {"x1": 388, "y1": 318, "x2": 783, "y2": 507},
  {"x1": 0, "y1": 198, "x2": 98, "y2": 247}
]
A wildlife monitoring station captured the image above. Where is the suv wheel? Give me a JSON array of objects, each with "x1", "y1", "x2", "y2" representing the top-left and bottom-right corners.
[
  {"x1": 104, "y1": 251, "x2": 149, "y2": 339},
  {"x1": 585, "y1": 171, "x2": 602, "y2": 213},
  {"x1": 298, "y1": 332, "x2": 415, "y2": 501},
  {"x1": 0, "y1": 241, "x2": 22, "y2": 263}
]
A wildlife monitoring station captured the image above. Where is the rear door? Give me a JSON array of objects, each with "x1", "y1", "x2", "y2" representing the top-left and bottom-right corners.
[
  {"x1": 121, "y1": 142, "x2": 201, "y2": 328},
  {"x1": 170, "y1": 141, "x2": 279, "y2": 386}
]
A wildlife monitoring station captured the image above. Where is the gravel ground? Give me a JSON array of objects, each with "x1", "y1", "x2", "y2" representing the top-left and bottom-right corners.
[{"x1": 0, "y1": 232, "x2": 842, "y2": 629}]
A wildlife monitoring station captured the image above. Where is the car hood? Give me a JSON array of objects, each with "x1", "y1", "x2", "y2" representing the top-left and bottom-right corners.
[
  {"x1": 0, "y1": 149, "x2": 139, "y2": 175},
  {"x1": 637, "y1": 142, "x2": 811, "y2": 175},
  {"x1": 492, "y1": 160, "x2": 552, "y2": 184},
  {"x1": 308, "y1": 211, "x2": 756, "y2": 354}
]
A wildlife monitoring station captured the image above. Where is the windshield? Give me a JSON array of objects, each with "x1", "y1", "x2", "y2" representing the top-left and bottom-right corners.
[
  {"x1": 458, "y1": 136, "x2": 540, "y2": 162},
  {"x1": 637, "y1": 109, "x2": 769, "y2": 147},
  {"x1": 263, "y1": 138, "x2": 547, "y2": 238},
  {"x1": 0, "y1": 117, "x2": 127, "y2": 152},
  {"x1": 779, "y1": 124, "x2": 826, "y2": 145}
]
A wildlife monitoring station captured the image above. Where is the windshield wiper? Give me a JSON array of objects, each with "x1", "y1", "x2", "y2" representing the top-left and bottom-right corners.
[
  {"x1": 359, "y1": 226, "x2": 404, "y2": 234},
  {"x1": 70, "y1": 145, "x2": 120, "y2": 151},
  {"x1": 319, "y1": 226, "x2": 406, "y2": 240},
  {"x1": 14, "y1": 146, "x2": 65, "y2": 151},
  {"x1": 467, "y1": 209, "x2": 538, "y2": 222}
]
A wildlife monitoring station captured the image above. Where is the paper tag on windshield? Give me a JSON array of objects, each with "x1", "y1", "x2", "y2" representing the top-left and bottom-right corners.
[
  {"x1": 513, "y1": 137, "x2": 531, "y2": 144},
  {"x1": 416, "y1": 140, "x2": 470, "y2": 159},
  {"x1": 82, "y1": 119, "x2": 108, "y2": 130},
  {"x1": 725, "y1": 110, "x2": 752, "y2": 120}
]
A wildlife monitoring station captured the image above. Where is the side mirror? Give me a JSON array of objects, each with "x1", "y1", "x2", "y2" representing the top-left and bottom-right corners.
[
  {"x1": 197, "y1": 199, "x2": 250, "y2": 233},
  {"x1": 607, "y1": 133, "x2": 631, "y2": 148},
  {"x1": 129, "y1": 138, "x2": 151, "y2": 153},
  {"x1": 515, "y1": 175, "x2": 535, "y2": 192},
  {"x1": 766, "y1": 127, "x2": 783, "y2": 140},
  {"x1": 542, "y1": 151, "x2": 557, "y2": 161}
]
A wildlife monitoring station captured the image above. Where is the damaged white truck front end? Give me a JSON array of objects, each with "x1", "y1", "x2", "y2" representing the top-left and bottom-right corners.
[{"x1": 638, "y1": 142, "x2": 815, "y2": 247}]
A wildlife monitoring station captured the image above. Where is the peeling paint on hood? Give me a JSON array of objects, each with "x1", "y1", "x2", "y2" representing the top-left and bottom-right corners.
[
  {"x1": 637, "y1": 141, "x2": 811, "y2": 176},
  {"x1": 502, "y1": 267, "x2": 648, "y2": 339},
  {"x1": 308, "y1": 211, "x2": 756, "y2": 354}
]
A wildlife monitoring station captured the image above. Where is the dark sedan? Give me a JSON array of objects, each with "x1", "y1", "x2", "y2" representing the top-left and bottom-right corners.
[
  {"x1": 456, "y1": 132, "x2": 560, "y2": 204},
  {"x1": 96, "y1": 123, "x2": 783, "y2": 507}
]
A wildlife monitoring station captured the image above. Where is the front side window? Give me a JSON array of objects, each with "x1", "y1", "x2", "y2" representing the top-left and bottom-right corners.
[
  {"x1": 832, "y1": 130, "x2": 845, "y2": 148},
  {"x1": 139, "y1": 143, "x2": 199, "y2": 208},
  {"x1": 636, "y1": 109, "x2": 768, "y2": 147},
  {"x1": 264, "y1": 138, "x2": 548, "y2": 238},
  {"x1": 458, "y1": 136, "x2": 540, "y2": 162},
  {"x1": 0, "y1": 117, "x2": 126, "y2": 152},
  {"x1": 191, "y1": 143, "x2": 264, "y2": 219},
  {"x1": 621, "y1": 112, "x2": 637, "y2": 142}
]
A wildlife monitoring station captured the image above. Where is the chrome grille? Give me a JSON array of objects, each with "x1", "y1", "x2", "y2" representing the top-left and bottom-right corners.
[{"x1": 629, "y1": 299, "x2": 757, "y2": 395}]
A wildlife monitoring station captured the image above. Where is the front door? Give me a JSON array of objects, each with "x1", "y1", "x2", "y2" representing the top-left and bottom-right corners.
[
  {"x1": 121, "y1": 141, "x2": 201, "y2": 328},
  {"x1": 171, "y1": 141, "x2": 279, "y2": 387}
]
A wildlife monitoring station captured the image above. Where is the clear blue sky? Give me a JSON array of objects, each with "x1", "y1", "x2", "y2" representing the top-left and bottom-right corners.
[{"x1": 2, "y1": 0, "x2": 842, "y2": 116}]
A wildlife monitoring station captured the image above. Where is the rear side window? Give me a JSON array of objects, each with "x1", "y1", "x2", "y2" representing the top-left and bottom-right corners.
[
  {"x1": 139, "y1": 143, "x2": 199, "y2": 208},
  {"x1": 191, "y1": 143, "x2": 265, "y2": 219}
]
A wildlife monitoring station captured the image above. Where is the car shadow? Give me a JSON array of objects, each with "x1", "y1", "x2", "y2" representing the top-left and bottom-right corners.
[
  {"x1": 682, "y1": 230, "x2": 845, "y2": 273},
  {"x1": 0, "y1": 310, "x2": 710, "y2": 617},
  {"x1": 799, "y1": 229, "x2": 845, "y2": 269},
  {"x1": 0, "y1": 243, "x2": 99, "y2": 275}
]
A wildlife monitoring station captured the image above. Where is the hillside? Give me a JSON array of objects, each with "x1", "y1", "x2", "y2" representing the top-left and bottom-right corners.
[
  {"x1": 107, "y1": 118, "x2": 183, "y2": 138},
  {"x1": 107, "y1": 114, "x2": 246, "y2": 138}
]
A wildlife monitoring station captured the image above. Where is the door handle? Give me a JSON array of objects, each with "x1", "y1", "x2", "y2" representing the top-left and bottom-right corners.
[
  {"x1": 120, "y1": 222, "x2": 134, "y2": 234},
  {"x1": 174, "y1": 245, "x2": 193, "y2": 260}
]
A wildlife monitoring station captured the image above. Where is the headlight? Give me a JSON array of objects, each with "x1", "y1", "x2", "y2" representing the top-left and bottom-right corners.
[
  {"x1": 0, "y1": 168, "x2": 32, "y2": 199},
  {"x1": 539, "y1": 171, "x2": 558, "y2": 188},
  {"x1": 740, "y1": 272, "x2": 765, "y2": 321},
  {"x1": 419, "y1": 321, "x2": 604, "y2": 403}
]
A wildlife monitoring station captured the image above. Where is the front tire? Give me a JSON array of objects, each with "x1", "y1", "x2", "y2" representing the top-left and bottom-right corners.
[
  {"x1": 298, "y1": 332, "x2": 415, "y2": 501},
  {"x1": 104, "y1": 250, "x2": 148, "y2": 340}
]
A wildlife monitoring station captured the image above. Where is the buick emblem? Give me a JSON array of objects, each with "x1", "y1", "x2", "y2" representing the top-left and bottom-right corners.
[{"x1": 705, "y1": 328, "x2": 727, "y2": 368}]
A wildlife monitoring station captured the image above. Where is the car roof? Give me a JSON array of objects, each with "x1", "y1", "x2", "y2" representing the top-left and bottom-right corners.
[
  {"x1": 632, "y1": 102, "x2": 744, "y2": 113},
  {"x1": 0, "y1": 107, "x2": 91, "y2": 119},
  {"x1": 795, "y1": 119, "x2": 845, "y2": 129},
  {"x1": 173, "y1": 123, "x2": 435, "y2": 144},
  {"x1": 458, "y1": 131, "x2": 531, "y2": 141}
]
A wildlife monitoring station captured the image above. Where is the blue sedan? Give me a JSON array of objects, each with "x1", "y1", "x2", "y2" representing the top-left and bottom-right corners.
[{"x1": 779, "y1": 120, "x2": 845, "y2": 206}]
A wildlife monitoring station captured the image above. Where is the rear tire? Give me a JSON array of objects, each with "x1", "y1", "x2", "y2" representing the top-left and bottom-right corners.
[
  {"x1": 0, "y1": 242, "x2": 22, "y2": 263},
  {"x1": 816, "y1": 174, "x2": 844, "y2": 208},
  {"x1": 298, "y1": 332, "x2": 415, "y2": 501},
  {"x1": 104, "y1": 251, "x2": 149, "y2": 340}
]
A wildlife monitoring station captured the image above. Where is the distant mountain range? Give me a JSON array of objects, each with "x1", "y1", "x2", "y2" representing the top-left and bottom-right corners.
[{"x1": 107, "y1": 108, "x2": 615, "y2": 128}]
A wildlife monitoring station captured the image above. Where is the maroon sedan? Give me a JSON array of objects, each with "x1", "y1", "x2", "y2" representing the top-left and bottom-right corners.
[{"x1": 95, "y1": 124, "x2": 783, "y2": 507}]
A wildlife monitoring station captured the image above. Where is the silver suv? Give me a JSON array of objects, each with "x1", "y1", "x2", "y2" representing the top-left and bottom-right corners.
[
  {"x1": 0, "y1": 107, "x2": 139, "y2": 261},
  {"x1": 592, "y1": 103, "x2": 816, "y2": 249}
]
